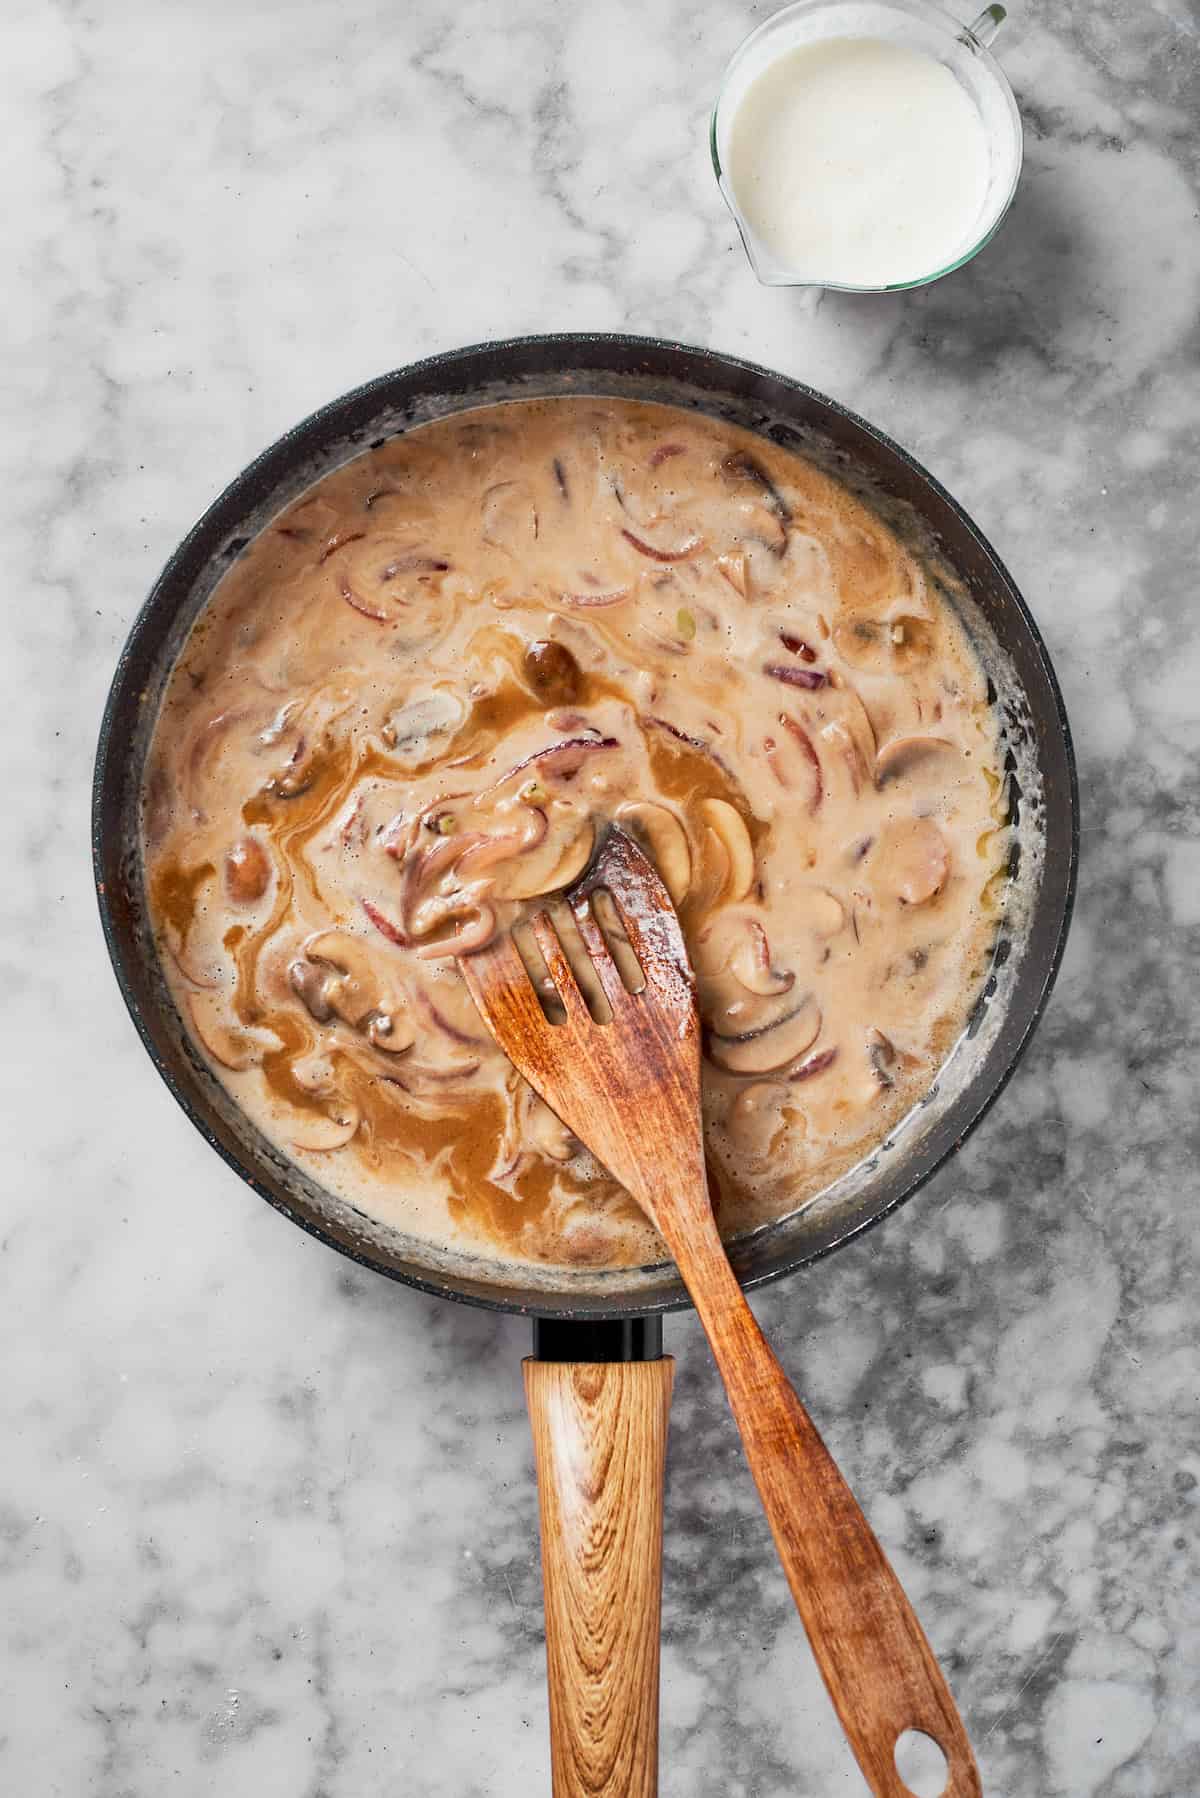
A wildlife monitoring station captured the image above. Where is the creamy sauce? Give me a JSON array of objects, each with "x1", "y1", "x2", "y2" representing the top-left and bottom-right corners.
[
  {"x1": 143, "y1": 399, "x2": 1007, "y2": 1271},
  {"x1": 727, "y1": 37, "x2": 991, "y2": 286}
]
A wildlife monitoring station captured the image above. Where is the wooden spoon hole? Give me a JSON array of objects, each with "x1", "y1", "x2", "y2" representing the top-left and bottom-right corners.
[
  {"x1": 590, "y1": 888, "x2": 646, "y2": 994},
  {"x1": 541, "y1": 902, "x2": 614, "y2": 1025},
  {"x1": 511, "y1": 919, "x2": 567, "y2": 1026},
  {"x1": 894, "y1": 1727, "x2": 949, "y2": 1797}
]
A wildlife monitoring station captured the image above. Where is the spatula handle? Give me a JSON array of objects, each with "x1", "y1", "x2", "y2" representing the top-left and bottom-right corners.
[
  {"x1": 676, "y1": 1228, "x2": 980, "y2": 1798},
  {"x1": 525, "y1": 1356, "x2": 674, "y2": 1797}
]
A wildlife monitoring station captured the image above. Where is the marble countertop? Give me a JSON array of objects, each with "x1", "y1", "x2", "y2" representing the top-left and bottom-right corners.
[{"x1": 5, "y1": 1, "x2": 1199, "y2": 1792}]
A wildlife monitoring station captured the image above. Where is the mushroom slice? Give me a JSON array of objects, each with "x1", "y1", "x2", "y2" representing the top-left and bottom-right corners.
[
  {"x1": 522, "y1": 639, "x2": 584, "y2": 706},
  {"x1": 365, "y1": 1011, "x2": 415, "y2": 1054},
  {"x1": 868, "y1": 1028, "x2": 896, "y2": 1088},
  {"x1": 289, "y1": 958, "x2": 336, "y2": 1023},
  {"x1": 304, "y1": 933, "x2": 381, "y2": 1027},
  {"x1": 699, "y1": 799, "x2": 755, "y2": 902},
  {"x1": 481, "y1": 481, "x2": 538, "y2": 555},
  {"x1": 694, "y1": 910, "x2": 794, "y2": 998},
  {"x1": 886, "y1": 614, "x2": 937, "y2": 670},
  {"x1": 302, "y1": 932, "x2": 377, "y2": 1026},
  {"x1": 700, "y1": 964, "x2": 798, "y2": 1036},
  {"x1": 833, "y1": 614, "x2": 892, "y2": 673},
  {"x1": 727, "y1": 1081, "x2": 795, "y2": 1158},
  {"x1": 722, "y1": 451, "x2": 792, "y2": 524},
  {"x1": 834, "y1": 612, "x2": 936, "y2": 673},
  {"x1": 502, "y1": 819, "x2": 596, "y2": 901},
  {"x1": 303, "y1": 932, "x2": 417, "y2": 1051},
  {"x1": 874, "y1": 735, "x2": 958, "y2": 787},
  {"x1": 708, "y1": 997, "x2": 822, "y2": 1076},
  {"x1": 866, "y1": 1027, "x2": 921, "y2": 1090},
  {"x1": 187, "y1": 990, "x2": 281, "y2": 1071},
  {"x1": 526, "y1": 1094, "x2": 576, "y2": 1162},
  {"x1": 381, "y1": 688, "x2": 465, "y2": 758},
  {"x1": 289, "y1": 1103, "x2": 360, "y2": 1152},
  {"x1": 615, "y1": 802, "x2": 691, "y2": 906},
  {"x1": 289, "y1": 1051, "x2": 336, "y2": 1094},
  {"x1": 730, "y1": 928, "x2": 793, "y2": 998},
  {"x1": 224, "y1": 837, "x2": 271, "y2": 905},
  {"x1": 873, "y1": 819, "x2": 950, "y2": 906},
  {"x1": 792, "y1": 888, "x2": 846, "y2": 938}
]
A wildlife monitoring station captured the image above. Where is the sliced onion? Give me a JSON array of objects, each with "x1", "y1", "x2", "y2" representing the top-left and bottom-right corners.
[
  {"x1": 416, "y1": 904, "x2": 498, "y2": 960},
  {"x1": 454, "y1": 806, "x2": 549, "y2": 882},
  {"x1": 383, "y1": 1058, "x2": 482, "y2": 1087},
  {"x1": 417, "y1": 989, "x2": 491, "y2": 1049},
  {"x1": 487, "y1": 736, "x2": 618, "y2": 794},
  {"x1": 763, "y1": 663, "x2": 826, "y2": 690},
  {"x1": 319, "y1": 529, "x2": 367, "y2": 564},
  {"x1": 362, "y1": 898, "x2": 410, "y2": 946},
  {"x1": 620, "y1": 527, "x2": 702, "y2": 563},
  {"x1": 339, "y1": 573, "x2": 389, "y2": 622},
  {"x1": 560, "y1": 586, "x2": 631, "y2": 608},
  {"x1": 788, "y1": 1047, "x2": 838, "y2": 1083},
  {"x1": 763, "y1": 716, "x2": 823, "y2": 814}
]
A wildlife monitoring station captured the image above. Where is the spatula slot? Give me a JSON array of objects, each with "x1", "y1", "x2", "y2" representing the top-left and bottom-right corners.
[
  {"x1": 589, "y1": 888, "x2": 647, "y2": 994},
  {"x1": 512, "y1": 918, "x2": 567, "y2": 1025},
  {"x1": 535, "y1": 902, "x2": 614, "y2": 1026}
]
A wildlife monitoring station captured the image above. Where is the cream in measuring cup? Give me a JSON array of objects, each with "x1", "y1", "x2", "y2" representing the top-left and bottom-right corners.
[{"x1": 711, "y1": 2, "x2": 1023, "y2": 292}]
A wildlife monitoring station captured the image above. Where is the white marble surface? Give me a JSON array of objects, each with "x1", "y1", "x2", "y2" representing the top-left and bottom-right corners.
[{"x1": 4, "y1": 1, "x2": 1199, "y2": 1792}]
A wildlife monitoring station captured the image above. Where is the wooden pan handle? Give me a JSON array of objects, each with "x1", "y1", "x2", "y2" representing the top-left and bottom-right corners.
[
  {"x1": 524, "y1": 1357, "x2": 674, "y2": 1798},
  {"x1": 673, "y1": 1226, "x2": 980, "y2": 1798}
]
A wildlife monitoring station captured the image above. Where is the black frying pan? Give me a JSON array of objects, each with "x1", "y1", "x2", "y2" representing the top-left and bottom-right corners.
[{"x1": 92, "y1": 335, "x2": 1078, "y2": 1790}]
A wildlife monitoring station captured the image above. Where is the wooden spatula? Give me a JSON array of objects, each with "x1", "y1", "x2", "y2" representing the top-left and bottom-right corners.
[{"x1": 459, "y1": 825, "x2": 980, "y2": 1798}]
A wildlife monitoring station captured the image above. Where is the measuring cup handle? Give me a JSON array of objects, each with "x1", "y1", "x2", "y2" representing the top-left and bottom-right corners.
[{"x1": 967, "y1": 4, "x2": 1007, "y2": 47}]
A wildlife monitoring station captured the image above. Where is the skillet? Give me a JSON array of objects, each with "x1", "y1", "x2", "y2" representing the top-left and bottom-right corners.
[{"x1": 93, "y1": 334, "x2": 1078, "y2": 1791}]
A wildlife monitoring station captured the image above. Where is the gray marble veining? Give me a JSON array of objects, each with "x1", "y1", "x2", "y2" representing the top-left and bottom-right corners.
[{"x1": 3, "y1": 0, "x2": 1198, "y2": 1792}]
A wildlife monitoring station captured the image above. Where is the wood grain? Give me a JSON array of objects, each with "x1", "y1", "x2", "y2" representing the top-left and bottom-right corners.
[
  {"x1": 525, "y1": 1359, "x2": 674, "y2": 1798},
  {"x1": 463, "y1": 828, "x2": 982, "y2": 1797},
  {"x1": 658, "y1": 1211, "x2": 982, "y2": 1798}
]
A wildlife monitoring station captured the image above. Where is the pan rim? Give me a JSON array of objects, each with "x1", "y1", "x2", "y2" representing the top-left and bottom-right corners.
[{"x1": 92, "y1": 332, "x2": 1079, "y2": 1319}]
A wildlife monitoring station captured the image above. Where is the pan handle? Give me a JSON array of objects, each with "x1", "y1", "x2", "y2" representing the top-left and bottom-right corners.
[{"x1": 525, "y1": 1319, "x2": 673, "y2": 1798}]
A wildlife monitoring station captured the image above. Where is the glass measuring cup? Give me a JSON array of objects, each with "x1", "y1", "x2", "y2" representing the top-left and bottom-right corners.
[{"x1": 710, "y1": 0, "x2": 1022, "y2": 292}]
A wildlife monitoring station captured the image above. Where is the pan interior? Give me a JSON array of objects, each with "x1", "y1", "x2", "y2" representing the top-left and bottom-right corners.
[{"x1": 95, "y1": 339, "x2": 1075, "y2": 1318}]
